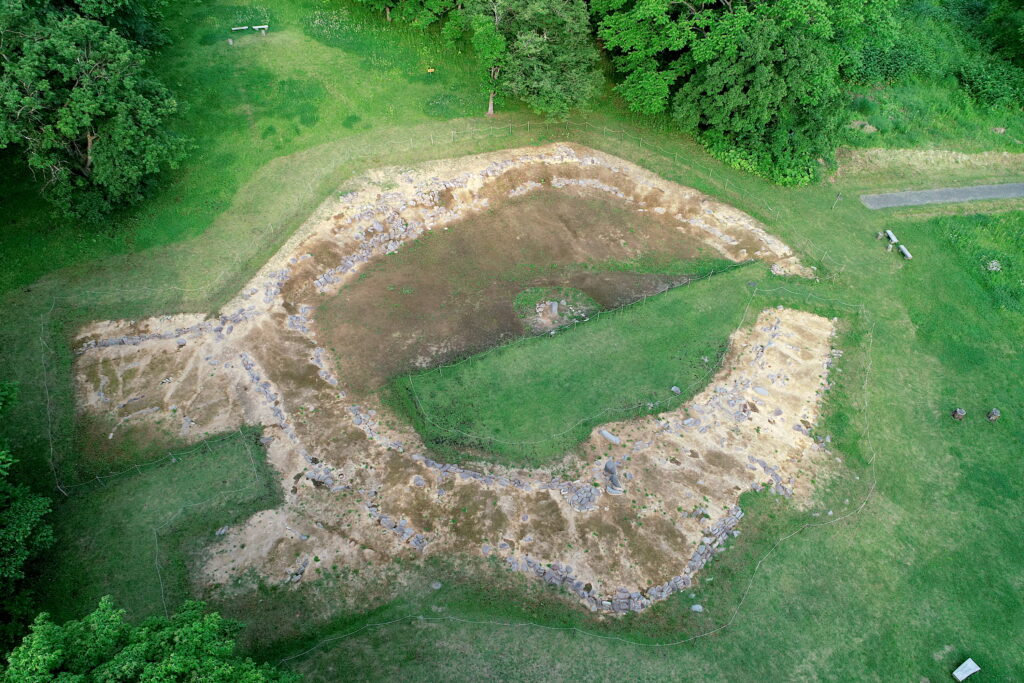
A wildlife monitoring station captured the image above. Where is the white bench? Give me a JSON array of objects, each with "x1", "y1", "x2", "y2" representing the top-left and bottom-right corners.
[{"x1": 952, "y1": 658, "x2": 979, "y2": 681}]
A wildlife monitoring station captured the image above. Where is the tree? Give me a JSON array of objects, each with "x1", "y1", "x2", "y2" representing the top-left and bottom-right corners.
[
  {"x1": 3, "y1": 597, "x2": 299, "y2": 682},
  {"x1": 445, "y1": 0, "x2": 599, "y2": 117},
  {"x1": 595, "y1": 0, "x2": 897, "y2": 183},
  {"x1": 985, "y1": 0, "x2": 1024, "y2": 66},
  {"x1": 351, "y1": 0, "x2": 453, "y2": 25},
  {"x1": 500, "y1": 0, "x2": 600, "y2": 117},
  {"x1": 0, "y1": 13, "x2": 186, "y2": 220},
  {"x1": 0, "y1": 382, "x2": 52, "y2": 652}
]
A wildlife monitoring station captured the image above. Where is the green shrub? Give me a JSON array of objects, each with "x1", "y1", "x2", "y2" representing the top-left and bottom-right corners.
[{"x1": 957, "y1": 56, "x2": 1024, "y2": 108}]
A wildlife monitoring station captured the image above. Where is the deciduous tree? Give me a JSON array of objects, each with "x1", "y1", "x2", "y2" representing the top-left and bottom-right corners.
[
  {"x1": 3, "y1": 597, "x2": 298, "y2": 682},
  {"x1": 595, "y1": 0, "x2": 897, "y2": 183},
  {"x1": 445, "y1": 0, "x2": 599, "y2": 117},
  {"x1": 0, "y1": 13, "x2": 186, "y2": 220}
]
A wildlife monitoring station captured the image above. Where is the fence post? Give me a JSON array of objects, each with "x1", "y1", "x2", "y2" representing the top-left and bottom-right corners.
[{"x1": 451, "y1": 130, "x2": 455, "y2": 143}]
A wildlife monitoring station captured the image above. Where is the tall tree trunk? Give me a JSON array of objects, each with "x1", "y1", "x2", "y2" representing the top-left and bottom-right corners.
[
  {"x1": 80, "y1": 131, "x2": 97, "y2": 177},
  {"x1": 486, "y1": 66, "x2": 500, "y2": 117},
  {"x1": 385, "y1": 6, "x2": 391, "y2": 21}
]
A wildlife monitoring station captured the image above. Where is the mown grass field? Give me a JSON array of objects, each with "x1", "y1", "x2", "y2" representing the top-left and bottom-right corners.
[
  {"x1": 387, "y1": 264, "x2": 756, "y2": 466},
  {"x1": 0, "y1": 0, "x2": 1022, "y2": 679}
]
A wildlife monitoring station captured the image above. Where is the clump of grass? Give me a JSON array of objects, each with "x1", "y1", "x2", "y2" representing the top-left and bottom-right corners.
[
  {"x1": 512, "y1": 286, "x2": 601, "y2": 320},
  {"x1": 941, "y1": 212, "x2": 1024, "y2": 313}
]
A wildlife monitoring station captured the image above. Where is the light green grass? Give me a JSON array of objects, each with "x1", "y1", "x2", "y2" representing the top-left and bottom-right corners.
[
  {"x1": 387, "y1": 265, "x2": 756, "y2": 466},
  {"x1": 842, "y1": 79, "x2": 1024, "y2": 152}
]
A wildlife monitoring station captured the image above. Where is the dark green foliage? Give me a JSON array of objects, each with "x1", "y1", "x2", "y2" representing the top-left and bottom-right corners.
[
  {"x1": 0, "y1": 11, "x2": 186, "y2": 220},
  {"x1": 497, "y1": 0, "x2": 600, "y2": 117},
  {"x1": 669, "y1": 18, "x2": 846, "y2": 185},
  {"x1": 984, "y1": 0, "x2": 1024, "y2": 65},
  {"x1": 957, "y1": 55, "x2": 1024, "y2": 108},
  {"x1": 0, "y1": 382, "x2": 52, "y2": 653},
  {"x1": 596, "y1": 0, "x2": 897, "y2": 185},
  {"x1": 2, "y1": 596, "x2": 298, "y2": 682},
  {"x1": 846, "y1": 0, "x2": 1024, "y2": 108},
  {"x1": 366, "y1": 0, "x2": 599, "y2": 117}
]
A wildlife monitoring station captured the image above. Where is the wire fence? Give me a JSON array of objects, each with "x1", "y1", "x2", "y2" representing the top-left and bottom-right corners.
[{"x1": 15, "y1": 116, "x2": 970, "y2": 662}]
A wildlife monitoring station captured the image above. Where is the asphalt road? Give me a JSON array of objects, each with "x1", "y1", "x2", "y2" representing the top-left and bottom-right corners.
[{"x1": 860, "y1": 182, "x2": 1024, "y2": 209}]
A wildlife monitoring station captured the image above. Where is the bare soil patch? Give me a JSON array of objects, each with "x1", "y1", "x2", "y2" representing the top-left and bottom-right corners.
[{"x1": 318, "y1": 191, "x2": 711, "y2": 392}]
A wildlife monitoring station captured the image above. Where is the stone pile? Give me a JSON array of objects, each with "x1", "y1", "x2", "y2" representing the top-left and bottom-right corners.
[
  {"x1": 365, "y1": 503, "x2": 429, "y2": 551},
  {"x1": 686, "y1": 505, "x2": 743, "y2": 576},
  {"x1": 286, "y1": 305, "x2": 314, "y2": 335},
  {"x1": 77, "y1": 306, "x2": 258, "y2": 353},
  {"x1": 565, "y1": 482, "x2": 601, "y2": 511},
  {"x1": 499, "y1": 506, "x2": 742, "y2": 615},
  {"x1": 304, "y1": 462, "x2": 339, "y2": 490},
  {"x1": 412, "y1": 453, "x2": 531, "y2": 491},
  {"x1": 262, "y1": 268, "x2": 291, "y2": 304},
  {"x1": 239, "y1": 352, "x2": 294, "y2": 436},
  {"x1": 285, "y1": 557, "x2": 309, "y2": 584},
  {"x1": 551, "y1": 176, "x2": 630, "y2": 200},
  {"x1": 508, "y1": 181, "x2": 543, "y2": 197},
  {"x1": 311, "y1": 347, "x2": 339, "y2": 386},
  {"x1": 747, "y1": 455, "x2": 794, "y2": 497}
]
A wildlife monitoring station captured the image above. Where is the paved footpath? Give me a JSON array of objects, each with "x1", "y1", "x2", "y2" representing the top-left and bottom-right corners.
[{"x1": 860, "y1": 182, "x2": 1024, "y2": 209}]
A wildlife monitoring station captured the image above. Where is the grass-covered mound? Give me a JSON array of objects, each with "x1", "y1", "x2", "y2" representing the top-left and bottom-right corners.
[{"x1": 386, "y1": 264, "x2": 756, "y2": 466}]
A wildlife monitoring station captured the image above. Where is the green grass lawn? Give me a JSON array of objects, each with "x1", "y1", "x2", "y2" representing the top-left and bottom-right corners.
[
  {"x1": 387, "y1": 264, "x2": 756, "y2": 466},
  {"x1": 0, "y1": 0, "x2": 1022, "y2": 678},
  {"x1": 37, "y1": 428, "x2": 280, "y2": 624}
]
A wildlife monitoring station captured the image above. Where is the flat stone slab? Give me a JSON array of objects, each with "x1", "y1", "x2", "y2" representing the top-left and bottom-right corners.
[{"x1": 860, "y1": 183, "x2": 1024, "y2": 209}]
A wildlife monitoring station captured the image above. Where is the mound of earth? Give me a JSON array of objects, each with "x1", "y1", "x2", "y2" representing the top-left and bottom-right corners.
[{"x1": 72, "y1": 143, "x2": 836, "y2": 615}]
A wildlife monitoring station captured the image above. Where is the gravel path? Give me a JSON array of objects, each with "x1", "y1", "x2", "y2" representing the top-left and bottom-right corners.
[{"x1": 860, "y1": 182, "x2": 1024, "y2": 209}]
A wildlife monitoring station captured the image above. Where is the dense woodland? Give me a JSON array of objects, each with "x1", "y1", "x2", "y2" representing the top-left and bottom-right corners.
[{"x1": 1, "y1": 0, "x2": 1022, "y2": 679}]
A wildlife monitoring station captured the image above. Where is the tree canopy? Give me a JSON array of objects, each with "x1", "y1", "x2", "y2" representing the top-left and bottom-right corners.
[
  {"x1": 0, "y1": 3, "x2": 184, "y2": 219},
  {"x1": 3, "y1": 597, "x2": 298, "y2": 682},
  {"x1": 594, "y1": 0, "x2": 897, "y2": 183},
  {"x1": 442, "y1": 0, "x2": 599, "y2": 117},
  {"x1": 0, "y1": 382, "x2": 52, "y2": 652}
]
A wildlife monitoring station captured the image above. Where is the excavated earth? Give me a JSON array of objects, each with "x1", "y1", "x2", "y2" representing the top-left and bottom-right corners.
[{"x1": 72, "y1": 143, "x2": 838, "y2": 615}]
